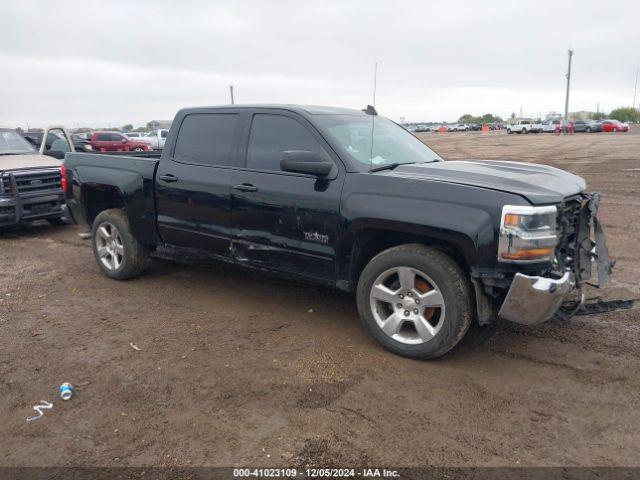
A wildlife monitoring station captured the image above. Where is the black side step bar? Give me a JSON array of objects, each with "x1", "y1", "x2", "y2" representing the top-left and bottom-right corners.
[{"x1": 575, "y1": 298, "x2": 640, "y2": 316}]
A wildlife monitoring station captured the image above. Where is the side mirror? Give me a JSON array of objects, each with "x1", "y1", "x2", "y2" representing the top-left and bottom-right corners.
[
  {"x1": 46, "y1": 150, "x2": 65, "y2": 160},
  {"x1": 280, "y1": 150, "x2": 333, "y2": 177}
]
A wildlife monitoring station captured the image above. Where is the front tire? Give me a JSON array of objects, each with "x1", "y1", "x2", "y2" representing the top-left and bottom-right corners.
[
  {"x1": 356, "y1": 244, "x2": 473, "y2": 359},
  {"x1": 91, "y1": 209, "x2": 148, "y2": 280}
]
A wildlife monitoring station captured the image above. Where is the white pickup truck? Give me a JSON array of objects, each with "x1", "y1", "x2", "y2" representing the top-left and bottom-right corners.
[
  {"x1": 136, "y1": 129, "x2": 169, "y2": 150},
  {"x1": 506, "y1": 119, "x2": 542, "y2": 134}
]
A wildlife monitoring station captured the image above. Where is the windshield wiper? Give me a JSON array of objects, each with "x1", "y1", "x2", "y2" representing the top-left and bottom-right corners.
[{"x1": 369, "y1": 161, "x2": 418, "y2": 173}]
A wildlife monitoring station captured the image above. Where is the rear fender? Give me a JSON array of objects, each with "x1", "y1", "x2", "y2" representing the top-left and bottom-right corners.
[{"x1": 75, "y1": 165, "x2": 159, "y2": 245}]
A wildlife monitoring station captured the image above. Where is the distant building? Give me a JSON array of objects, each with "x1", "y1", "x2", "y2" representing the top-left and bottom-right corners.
[
  {"x1": 569, "y1": 111, "x2": 598, "y2": 121},
  {"x1": 147, "y1": 119, "x2": 172, "y2": 130}
]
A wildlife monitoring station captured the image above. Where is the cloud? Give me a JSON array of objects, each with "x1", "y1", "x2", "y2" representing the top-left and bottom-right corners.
[{"x1": 1, "y1": 0, "x2": 638, "y2": 126}]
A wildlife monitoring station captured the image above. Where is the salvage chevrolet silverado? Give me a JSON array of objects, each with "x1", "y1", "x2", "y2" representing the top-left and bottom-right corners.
[{"x1": 63, "y1": 105, "x2": 612, "y2": 359}]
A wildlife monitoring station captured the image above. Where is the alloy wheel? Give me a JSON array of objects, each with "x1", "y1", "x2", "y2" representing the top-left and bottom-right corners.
[
  {"x1": 369, "y1": 266, "x2": 446, "y2": 345},
  {"x1": 95, "y1": 222, "x2": 124, "y2": 271}
]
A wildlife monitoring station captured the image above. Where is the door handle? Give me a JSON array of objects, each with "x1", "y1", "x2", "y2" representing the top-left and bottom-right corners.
[
  {"x1": 159, "y1": 174, "x2": 179, "y2": 183},
  {"x1": 233, "y1": 183, "x2": 258, "y2": 192}
]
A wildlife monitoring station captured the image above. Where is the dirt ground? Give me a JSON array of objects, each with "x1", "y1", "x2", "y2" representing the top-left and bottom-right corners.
[{"x1": 1, "y1": 130, "x2": 639, "y2": 469}]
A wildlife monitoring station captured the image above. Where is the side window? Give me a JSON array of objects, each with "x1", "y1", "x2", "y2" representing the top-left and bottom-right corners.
[
  {"x1": 111, "y1": 133, "x2": 123, "y2": 141},
  {"x1": 173, "y1": 114, "x2": 239, "y2": 166},
  {"x1": 161, "y1": 130, "x2": 168, "y2": 138},
  {"x1": 97, "y1": 133, "x2": 110, "y2": 141},
  {"x1": 246, "y1": 114, "x2": 326, "y2": 172}
]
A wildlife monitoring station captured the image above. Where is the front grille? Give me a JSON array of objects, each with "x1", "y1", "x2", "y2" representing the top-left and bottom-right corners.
[
  {"x1": 556, "y1": 194, "x2": 593, "y2": 283},
  {"x1": 0, "y1": 176, "x2": 10, "y2": 194},
  {"x1": 11, "y1": 169, "x2": 62, "y2": 194}
]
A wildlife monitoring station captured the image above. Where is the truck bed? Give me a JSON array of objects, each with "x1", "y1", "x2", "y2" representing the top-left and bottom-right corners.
[{"x1": 64, "y1": 152, "x2": 161, "y2": 244}]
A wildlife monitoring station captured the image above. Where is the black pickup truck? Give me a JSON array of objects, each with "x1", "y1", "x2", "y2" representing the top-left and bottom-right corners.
[{"x1": 63, "y1": 105, "x2": 612, "y2": 359}]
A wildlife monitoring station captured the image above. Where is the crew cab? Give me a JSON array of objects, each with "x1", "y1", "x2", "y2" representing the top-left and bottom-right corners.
[
  {"x1": 1, "y1": 127, "x2": 72, "y2": 227},
  {"x1": 90, "y1": 131, "x2": 152, "y2": 152},
  {"x1": 63, "y1": 105, "x2": 612, "y2": 359}
]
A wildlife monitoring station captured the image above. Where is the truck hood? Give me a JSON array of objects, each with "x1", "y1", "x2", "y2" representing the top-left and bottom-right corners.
[
  {"x1": 383, "y1": 160, "x2": 586, "y2": 205},
  {"x1": 0, "y1": 153, "x2": 62, "y2": 171}
]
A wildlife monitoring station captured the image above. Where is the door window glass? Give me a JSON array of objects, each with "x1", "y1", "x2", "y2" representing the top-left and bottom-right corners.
[
  {"x1": 246, "y1": 114, "x2": 325, "y2": 172},
  {"x1": 174, "y1": 114, "x2": 239, "y2": 166}
]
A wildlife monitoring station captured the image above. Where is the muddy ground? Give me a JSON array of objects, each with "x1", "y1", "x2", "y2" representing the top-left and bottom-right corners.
[{"x1": 1, "y1": 130, "x2": 638, "y2": 468}]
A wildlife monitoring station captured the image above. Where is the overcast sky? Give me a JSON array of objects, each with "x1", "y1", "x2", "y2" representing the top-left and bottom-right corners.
[{"x1": 1, "y1": 0, "x2": 638, "y2": 128}]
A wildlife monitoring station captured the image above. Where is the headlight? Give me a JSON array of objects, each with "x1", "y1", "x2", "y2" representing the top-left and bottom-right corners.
[{"x1": 498, "y1": 205, "x2": 557, "y2": 263}]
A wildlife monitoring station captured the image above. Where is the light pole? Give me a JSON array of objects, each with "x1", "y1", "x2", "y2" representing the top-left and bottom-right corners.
[
  {"x1": 564, "y1": 49, "x2": 573, "y2": 123},
  {"x1": 634, "y1": 69, "x2": 638, "y2": 111}
]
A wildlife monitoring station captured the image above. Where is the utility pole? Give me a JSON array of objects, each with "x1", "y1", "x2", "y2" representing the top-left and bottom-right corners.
[
  {"x1": 634, "y1": 69, "x2": 638, "y2": 110},
  {"x1": 564, "y1": 49, "x2": 573, "y2": 122},
  {"x1": 229, "y1": 85, "x2": 235, "y2": 105}
]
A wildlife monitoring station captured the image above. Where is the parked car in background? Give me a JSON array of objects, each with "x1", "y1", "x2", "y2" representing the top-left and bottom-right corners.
[
  {"x1": 573, "y1": 120, "x2": 602, "y2": 133},
  {"x1": 601, "y1": 120, "x2": 627, "y2": 132},
  {"x1": 124, "y1": 132, "x2": 143, "y2": 138},
  {"x1": 90, "y1": 131, "x2": 152, "y2": 152},
  {"x1": 541, "y1": 120, "x2": 561, "y2": 133},
  {"x1": 1, "y1": 127, "x2": 71, "y2": 226},
  {"x1": 71, "y1": 134, "x2": 94, "y2": 151},
  {"x1": 138, "y1": 129, "x2": 170, "y2": 150},
  {"x1": 507, "y1": 119, "x2": 537, "y2": 134},
  {"x1": 471, "y1": 124, "x2": 482, "y2": 131},
  {"x1": 23, "y1": 130, "x2": 90, "y2": 152}
]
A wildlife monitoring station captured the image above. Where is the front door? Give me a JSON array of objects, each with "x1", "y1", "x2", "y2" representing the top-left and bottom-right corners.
[
  {"x1": 230, "y1": 111, "x2": 344, "y2": 280},
  {"x1": 155, "y1": 110, "x2": 243, "y2": 256}
]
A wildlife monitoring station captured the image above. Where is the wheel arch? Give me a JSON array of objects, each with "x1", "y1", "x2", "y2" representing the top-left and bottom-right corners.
[
  {"x1": 82, "y1": 184, "x2": 125, "y2": 227},
  {"x1": 337, "y1": 222, "x2": 480, "y2": 291}
]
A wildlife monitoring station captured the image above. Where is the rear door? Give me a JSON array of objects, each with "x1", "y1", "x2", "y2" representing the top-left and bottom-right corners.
[
  {"x1": 155, "y1": 109, "x2": 243, "y2": 256},
  {"x1": 230, "y1": 110, "x2": 344, "y2": 280}
]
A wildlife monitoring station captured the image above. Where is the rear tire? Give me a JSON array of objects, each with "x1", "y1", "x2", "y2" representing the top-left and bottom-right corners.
[
  {"x1": 91, "y1": 209, "x2": 148, "y2": 280},
  {"x1": 356, "y1": 244, "x2": 473, "y2": 359}
]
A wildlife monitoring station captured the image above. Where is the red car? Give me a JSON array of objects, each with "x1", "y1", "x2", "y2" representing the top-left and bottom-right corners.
[
  {"x1": 91, "y1": 131, "x2": 153, "y2": 152},
  {"x1": 601, "y1": 120, "x2": 628, "y2": 132}
]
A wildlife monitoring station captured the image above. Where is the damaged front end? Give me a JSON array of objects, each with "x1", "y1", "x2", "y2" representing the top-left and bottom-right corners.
[{"x1": 497, "y1": 192, "x2": 613, "y2": 325}]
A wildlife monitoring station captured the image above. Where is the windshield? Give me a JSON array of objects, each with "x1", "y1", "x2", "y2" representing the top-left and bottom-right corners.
[
  {"x1": 314, "y1": 115, "x2": 443, "y2": 171},
  {"x1": 0, "y1": 130, "x2": 36, "y2": 155}
]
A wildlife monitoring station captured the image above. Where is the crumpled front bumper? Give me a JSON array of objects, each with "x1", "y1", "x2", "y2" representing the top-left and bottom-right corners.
[
  {"x1": 498, "y1": 192, "x2": 613, "y2": 326},
  {"x1": 498, "y1": 272, "x2": 573, "y2": 325}
]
